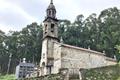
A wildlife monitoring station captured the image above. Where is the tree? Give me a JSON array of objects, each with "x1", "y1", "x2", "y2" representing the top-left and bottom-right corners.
[
  {"x1": 98, "y1": 7, "x2": 120, "y2": 57},
  {"x1": 0, "y1": 30, "x2": 8, "y2": 74},
  {"x1": 17, "y1": 22, "x2": 43, "y2": 62},
  {"x1": 0, "y1": 23, "x2": 43, "y2": 74}
]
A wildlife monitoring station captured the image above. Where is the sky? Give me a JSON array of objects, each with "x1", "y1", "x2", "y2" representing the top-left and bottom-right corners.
[{"x1": 0, "y1": 0, "x2": 120, "y2": 33}]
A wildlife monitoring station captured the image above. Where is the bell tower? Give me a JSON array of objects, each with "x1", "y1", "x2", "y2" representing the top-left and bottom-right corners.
[
  {"x1": 43, "y1": 0, "x2": 59, "y2": 40},
  {"x1": 40, "y1": 0, "x2": 59, "y2": 76}
]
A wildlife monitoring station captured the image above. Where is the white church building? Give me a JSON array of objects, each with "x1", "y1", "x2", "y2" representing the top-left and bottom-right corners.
[{"x1": 39, "y1": 0, "x2": 117, "y2": 76}]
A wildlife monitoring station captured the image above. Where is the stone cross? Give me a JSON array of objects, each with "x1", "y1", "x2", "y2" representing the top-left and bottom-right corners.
[{"x1": 60, "y1": 37, "x2": 64, "y2": 43}]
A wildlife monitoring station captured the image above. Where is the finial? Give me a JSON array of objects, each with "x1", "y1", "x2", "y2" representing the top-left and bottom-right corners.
[
  {"x1": 114, "y1": 55, "x2": 117, "y2": 60},
  {"x1": 51, "y1": 0, "x2": 53, "y2": 4},
  {"x1": 88, "y1": 46, "x2": 90, "y2": 50},
  {"x1": 103, "y1": 50, "x2": 105, "y2": 53},
  {"x1": 23, "y1": 58, "x2": 26, "y2": 63},
  {"x1": 60, "y1": 37, "x2": 64, "y2": 43}
]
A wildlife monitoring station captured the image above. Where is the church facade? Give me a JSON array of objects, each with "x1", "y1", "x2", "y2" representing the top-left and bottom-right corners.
[{"x1": 40, "y1": 0, "x2": 117, "y2": 76}]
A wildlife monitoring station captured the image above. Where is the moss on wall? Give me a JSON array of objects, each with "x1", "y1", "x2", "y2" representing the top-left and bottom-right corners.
[
  {"x1": 20, "y1": 74, "x2": 64, "y2": 80},
  {"x1": 81, "y1": 64, "x2": 120, "y2": 80}
]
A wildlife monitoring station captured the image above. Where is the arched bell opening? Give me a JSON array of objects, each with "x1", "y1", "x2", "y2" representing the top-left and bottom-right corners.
[{"x1": 42, "y1": 62, "x2": 45, "y2": 67}]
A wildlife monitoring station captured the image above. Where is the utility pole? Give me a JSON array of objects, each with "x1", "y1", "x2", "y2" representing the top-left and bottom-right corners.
[{"x1": 7, "y1": 53, "x2": 12, "y2": 74}]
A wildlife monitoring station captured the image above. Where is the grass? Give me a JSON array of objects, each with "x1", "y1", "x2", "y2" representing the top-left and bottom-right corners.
[
  {"x1": 81, "y1": 64, "x2": 120, "y2": 80},
  {"x1": 0, "y1": 74, "x2": 15, "y2": 80},
  {"x1": 117, "y1": 77, "x2": 120, "y2": 80}
]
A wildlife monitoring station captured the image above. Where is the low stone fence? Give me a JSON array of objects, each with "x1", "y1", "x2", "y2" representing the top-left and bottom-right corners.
[
  {"x1": 80, "y1": 64, "x2": 120, "y2": 80},
  {"x1": 17, "y1": 65, "x2": 120, "y2": 80},
  {"x1": 18, "y1": 74, "x2": 64, "y2": 80}
]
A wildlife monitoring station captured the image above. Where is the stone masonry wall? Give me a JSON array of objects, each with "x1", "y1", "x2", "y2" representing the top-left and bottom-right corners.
[
  {"x1": 61, "y1": 44, "x2": 106, "y2": 69},
  {"x1": 52, "y1": 42, "x2": 116, "y2": 76},
  {"x1": 53, "y1": 42, "x2": 62, "y2": 74}
]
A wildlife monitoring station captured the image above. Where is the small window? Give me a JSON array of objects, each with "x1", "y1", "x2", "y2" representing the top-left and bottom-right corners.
[
  {"x1": 45, "y1": 24, "x2": 47, "y2": 31},
  {"x1": 45, "y1": 24, "x2": 47, "y2": 34},
  {"x1": 43, "y1": 53, "x2": 45, "y2": 59},
  {"x1": 49, "y1": 10, "x2": 52, "y2": 16},
  {"x1": 42, "y1": 62, "x2": 45, "y2": 67},
  {"x1": 51, "y1": 24, "x2": 54, "y2": 32}
]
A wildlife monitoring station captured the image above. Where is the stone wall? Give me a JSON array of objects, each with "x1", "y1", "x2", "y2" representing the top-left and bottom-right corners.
[
  {"x1": 20, "y1": 65, "x2": 120, "y2": 80},
  {"x1": 40, "y1": 41, "x2": 117, "y2": 76},
  {"x1": 106, "y1": 57, "x2": 117, "y2": 66},
  {"x1": 19, "y1": 74, "x2": 64, "y2": 80},
  {"x1": 53, "y1": 42, "x2": 62, "y2": 74},
  {"x1": 40, "y1": 39, "x2": 48, "y2": 75},
  {"x1": 80, "y1": 64, "x2": 120, "y2": 80},
  {"x1": 51, "y1": 42, "x2": 117, "y2": 76},
  {"x1": 61, "y1": 44, "x2": 106, "y2": 69}
]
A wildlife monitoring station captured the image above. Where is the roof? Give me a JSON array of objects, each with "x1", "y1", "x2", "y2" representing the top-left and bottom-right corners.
[
  {"x1": 53, "y1": 41, "x2": 105, "y2": 56},
  {"x1": 53, "y1": 41, "x2": 117, "y2": 63},
  {"x1": 47, "y1": 3, "x2": 56, "y2": 10},
  {"x1": 43, "y1": 17, "x2": 59, "y2": 22},
  {"x1": 106, "y1": 57, "x2": 117, "y2": 62},
  {"x1": 47, "y1": 0, "x2": 56, "y2": 10},
  {"x1": 61, "y1": 43, "x2": 105, "y2": 56}
]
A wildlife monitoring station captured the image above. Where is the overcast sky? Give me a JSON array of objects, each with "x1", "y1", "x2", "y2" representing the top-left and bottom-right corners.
[{"x1": 0, "y1": 0, "x2": 120, "y2": 33}]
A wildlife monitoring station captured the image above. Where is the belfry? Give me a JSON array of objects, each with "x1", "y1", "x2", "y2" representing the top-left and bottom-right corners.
[
  {"x1": 40, "y1": 0, "x2": 59, "y2": 75},
  {"x1": 43, "y1": 0, "x2": 59, "y2": 39}
]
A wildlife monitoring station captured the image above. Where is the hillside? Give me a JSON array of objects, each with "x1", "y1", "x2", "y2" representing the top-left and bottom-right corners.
[{"x1": 81, "y1": 64, "x2": 120, "y2": 80}]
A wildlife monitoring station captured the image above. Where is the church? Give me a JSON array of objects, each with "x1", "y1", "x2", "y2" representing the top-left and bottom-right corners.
[{"x1": 39, "y1": 0, "x2": 117, "y2": 76}]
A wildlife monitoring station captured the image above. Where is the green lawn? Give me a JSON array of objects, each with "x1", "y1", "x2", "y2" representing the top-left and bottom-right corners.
[
  {"x1": 117, "y1": 77, "x2": 120, "y2": 80},
  {"x1": 0, "y1": 74, "x2": 15, "y2": 80},
  {"x1": 81, "y1": 64, "x2": 120, "y2": 80}
]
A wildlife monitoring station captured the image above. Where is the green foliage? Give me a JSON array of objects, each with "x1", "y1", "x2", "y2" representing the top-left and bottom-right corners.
[
  {"x1": 59, "y1": 7, "x2": 120, "y2": 59},
  {"x1": 116, "y1": 45, "x2": 120, "y2": 53},
  {"x1": 20, "y1": 74, "x2": 64, "y2": 80},
  {"x1": 0, "y1": 23, "x2": 43, "y2": 74},
  {"x1": 0, "y1": 74, "x2": 15, "y2": 80},
  {"x1": 98, "y1": 7, "x2": 120, "y2": 57},
  {"x1": 81, "y1": 65, "x2": 120, "y2": 80}
]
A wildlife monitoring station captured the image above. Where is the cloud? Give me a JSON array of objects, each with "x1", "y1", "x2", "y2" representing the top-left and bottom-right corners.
[
  {"x1": 43, "y1": 0, "x2": 82, "y2": 21},
  {"x1": 0, "y1": 0, "x2": 39, "y2": 33},
  {"x1": 0, "y1": 24, "x2": 13, "y2": 33},
  {"x1": 0, "y1": 0, "x2": 120, "y2": 33}
]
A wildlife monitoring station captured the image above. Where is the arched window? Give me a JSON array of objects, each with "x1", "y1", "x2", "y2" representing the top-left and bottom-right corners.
[
  {"x1": 43, "y1": 53, "x2": 45, "y2": 59},
  {"x1": 51, "y1": 24, "x2": 54, "y2": 32},
  {"x1": 45, "y1": 24, "x2": 47, "y2": 34},
  {"x1": 52, "y1": 11, "x2": 55, "y2": 17},
  {"x1": 49, "y1": 10, "x2": 52, "y2": 16},
  {"x1": 42, "y1": 62, "x2": 45, "y2": 67}
]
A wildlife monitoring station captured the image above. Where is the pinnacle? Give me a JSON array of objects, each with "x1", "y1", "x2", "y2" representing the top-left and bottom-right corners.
[{"x1": 50, "y1": 0, "x2": 53, "y2": 4}]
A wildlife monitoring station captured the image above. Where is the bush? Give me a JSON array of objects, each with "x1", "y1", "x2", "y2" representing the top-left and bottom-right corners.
[{"x1": 81, "y1": 65, "x2": 120, "y2": 80}]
